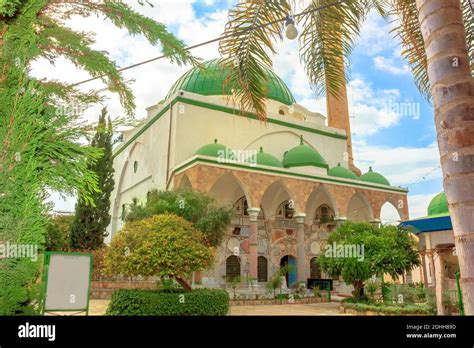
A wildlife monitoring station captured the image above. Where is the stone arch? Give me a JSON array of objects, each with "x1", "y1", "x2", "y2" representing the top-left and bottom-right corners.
[
  {"x1": 177, "y1": 174, "x2": 192, "y2": 190},
  {"x1": 347, "y1": 191, "x2": 374, "y2": 222},
  {"x1": 380, "y1": 201, "x2": 402, "y2": 225},
  {"x1": 305, "y1": 184, "x2": 339, "y2": 223},
  {"x1": 111, "y1": 141, "x2": 144, "y2": 235},
  {"x1": 260, "y1": 180, "x2": 293, "y2": 220},
  {"x1": 209, "y1": 172, "x2": 250, "y2": 207}
]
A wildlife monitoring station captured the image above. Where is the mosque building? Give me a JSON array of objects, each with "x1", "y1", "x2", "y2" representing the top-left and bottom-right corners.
[{"x1": 107, "y1": 59, "x2": 409, "y2": 288}]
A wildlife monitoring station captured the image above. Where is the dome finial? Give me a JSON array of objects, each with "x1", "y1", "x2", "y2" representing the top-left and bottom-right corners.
[
  {"x1": 369, "y1": 166, "x2": 373, "y2": 172},
  {"x1": 259, "y1": 146, "x2": 263, "y2": 153},
  {"x1": 214, "y1": 138, "x2": 218, "y2": 144},
  {"x1": 300, "y1": 135, "x2": 304, "y2": 145},
  {"x1": 337, "y1": 162, "x2": 341, "y2": 167}
]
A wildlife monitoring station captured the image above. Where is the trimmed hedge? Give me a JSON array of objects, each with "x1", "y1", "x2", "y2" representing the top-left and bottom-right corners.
[
  {"x1": 106, "y1": 288, "x2": 229, "y2": 316},
  {"x1": 343, "y1": 302, "x2": 436, "y2": 315}
]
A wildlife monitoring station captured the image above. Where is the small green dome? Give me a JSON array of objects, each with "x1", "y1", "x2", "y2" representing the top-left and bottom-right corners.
[
  {"x1": 359, "y1": 167, "x2": 390, "y2": 186},
  {"x1": 247, "y1": 147, "x2": 283, "y2": 167},
  {"x1": 282, "y1": 136, "x2": 328, "y2": 169},
  {"x1": 166, "y1": 59, "x2": 296, "y2": 105},
  {"x1": 195, "y1": 139, "x2": 235, "y2": 159},
  {"x1": 427, "y1": 192, "x2": 449, "y2": 216},
  {"x1": 328, "y1": 163, "x2": 358, "y2": 180}
]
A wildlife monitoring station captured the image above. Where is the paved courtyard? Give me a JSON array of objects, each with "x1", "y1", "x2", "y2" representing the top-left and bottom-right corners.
[{"x1": 87, "y1": 299, "x2": 348, "y2": 316}]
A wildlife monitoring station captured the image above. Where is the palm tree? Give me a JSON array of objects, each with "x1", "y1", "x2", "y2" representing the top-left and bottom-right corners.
[{"x1": 218, "y1": 0, "x2": 474, "y2": 314}]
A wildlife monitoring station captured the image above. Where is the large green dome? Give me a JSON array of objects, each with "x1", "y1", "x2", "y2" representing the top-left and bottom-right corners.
[
  {"x1": 328, "y1": 163, "x2": 358, "y2": 180},
  {"x1": 166, "y1": 59, "x2": 296, "y2": 105},
  {"x1": 359, "y1": 167, "x2": 390, "y2": 186},
  {"x1": 247, "y1": 147, "x2": 283, "y2": 167},
  {"x1": 427, "y1": 192, "x2": 449, "y2": 216},
  {"x1": 195, "y1": 139, "x2": 235, "y2": 159},
  {"x1": 282, "y1": 136, "x2": 328, "y2": 169}
]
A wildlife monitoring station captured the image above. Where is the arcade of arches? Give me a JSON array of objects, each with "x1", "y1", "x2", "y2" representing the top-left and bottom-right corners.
[{"x1": 175, "y1": 164, "x2": 408, "y2": 287}]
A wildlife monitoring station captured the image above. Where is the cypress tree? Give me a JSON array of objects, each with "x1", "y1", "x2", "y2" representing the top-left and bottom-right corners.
[{"x1": 70, "y1": 108, "x2": 114, "y2": 250}]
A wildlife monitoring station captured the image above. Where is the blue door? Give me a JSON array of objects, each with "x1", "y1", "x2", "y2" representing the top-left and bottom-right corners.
[{"x1": 288, "y1": 256, "x2": 297, "y2": 286}]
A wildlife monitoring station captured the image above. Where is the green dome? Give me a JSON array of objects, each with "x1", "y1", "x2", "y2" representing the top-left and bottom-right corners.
[
  {"x1": 166, "y1": 59, "x2": 296, "y2": 105},
  {"x1": 359, "y1": 167, "x2": 390, "y2": 186},
  {"x1": 328, "y1": 163, "x2": 358, "y2": 180},
  {"x1": 282, "y1": 136, "x2": 328, "y2": 169},
  {"x1": 427, "y1": 192, "x2": 449, "y2": 216},
  {"x1": 247, "y1": 147, "x2": 283, "y2": 167},
  {"x1": 195, "y1": 139, "x2": 235, "y2": 159}
]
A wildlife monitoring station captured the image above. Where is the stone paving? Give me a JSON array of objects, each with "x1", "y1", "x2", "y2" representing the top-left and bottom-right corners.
[{"x1": 86, "y1": 299, "x2": 349, "y2": 316}]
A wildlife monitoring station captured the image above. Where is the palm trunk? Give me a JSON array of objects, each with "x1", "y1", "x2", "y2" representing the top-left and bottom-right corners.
[{"x1": 415, "y1": 0, "x2": 474, "y2": 314}]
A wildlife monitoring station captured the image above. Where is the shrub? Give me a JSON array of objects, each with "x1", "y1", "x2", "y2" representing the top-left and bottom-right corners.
[
  {"x1": 0, "y1": 259, "x2": 40, "y2": 315},
  {"x1": 104, "y1": 214, "x2": 214, "y2": 291},
  {"x1": 106, "y1": 288, "x2": 229, "y2": 316}
]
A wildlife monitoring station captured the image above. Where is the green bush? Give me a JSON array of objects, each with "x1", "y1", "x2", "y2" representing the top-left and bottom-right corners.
[
  {"x1": 344, "y1": 301, "x2": 436, "y2": 315},
  {"x1": 106, "y1": 288, "x2": 229, "y2": 316},
  {"x1": 0, "y1": 259, "x2": 40, "y2": 315}
]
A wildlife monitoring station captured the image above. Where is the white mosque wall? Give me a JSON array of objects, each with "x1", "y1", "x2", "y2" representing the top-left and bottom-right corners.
[{"x1": 171, "y1": 92, "x2": 347, "y2": 172}]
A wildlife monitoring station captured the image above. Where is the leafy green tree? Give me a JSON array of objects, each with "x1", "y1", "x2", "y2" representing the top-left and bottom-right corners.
[
  {"x1": 45, "y1": 215, "x2": 74, "y2": 251},
  {"x1": 126, "y1": 189, "x2": 233, "y2": 247},
  {"x1": 104, "y1": 214, "x2": 214, "y2": 292},
  {"x1": 0, "y1": 0, "x2": 196, "y2": 315},
  {"x1": 318, "y1": 222, "x2": 420, "y2": 300},
  {"x1": 71, "y1": 108, "x2": 114, "y2": 250}
]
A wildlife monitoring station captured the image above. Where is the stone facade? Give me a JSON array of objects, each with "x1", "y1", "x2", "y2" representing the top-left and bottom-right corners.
[{"x1": 173, "y1": 163, "x2": 408, "y2": 288}]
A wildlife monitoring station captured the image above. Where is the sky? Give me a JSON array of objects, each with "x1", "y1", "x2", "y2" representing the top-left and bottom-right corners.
[{"x1": 33, "y1": 0, "x2": 444, "y2": 221}]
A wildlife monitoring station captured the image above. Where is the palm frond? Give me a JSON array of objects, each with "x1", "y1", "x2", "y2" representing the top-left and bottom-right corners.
[
  {"x1": 388, "y1": 0, "x2": 431, "y2": 100},
  {"x1": 298, "y1": 0, "x2": 367, "y2": 98},
  {"x1": 219, "y1": 0, "x2": 291, "y2": 120}
]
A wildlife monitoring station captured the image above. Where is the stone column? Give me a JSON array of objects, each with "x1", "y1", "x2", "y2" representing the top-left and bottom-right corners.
[
  {"x1": 334, "y1": 216, "x2": 347, "y2": 227},
  {"x1": 427, "y1": 250, "x2": 436, "y2": 286},
  {"x1": 420, "y1": 250, "x2": 429, "y2": 287},
  {"x1": 295, "y1": 213, "x2": 307, "y2": 283},
  {"x1": 248, "y1": 208, "x2": 260, "y2": 284},
  {"x1": 435, "y1": 250, "x2": 445, "y2": 315}
]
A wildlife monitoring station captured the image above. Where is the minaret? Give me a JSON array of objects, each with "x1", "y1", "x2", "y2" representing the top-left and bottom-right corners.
[{"x1": 325, "y1": 50, "x2": 361, "y2": 176}]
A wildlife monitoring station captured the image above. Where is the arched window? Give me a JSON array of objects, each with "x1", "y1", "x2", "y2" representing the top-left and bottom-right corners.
[
  {"x1": 276, "y1": 201, "x2": 294, "y2": 219},
  {"x1": 315, "y1": 204, "x2": 334, "y2": 223},
  {"x1": 257, "y1": 256, "x2": 268, "y2": 282},
  {"x1": 226, "y1": 255, "x2": 240, "y2": 279},
  {"x1": 310, "y1": 257, "x2": 321, "y2": 278},
  {"x1": 133, "y1": 160, "x2": 138, "y2": 173},
  {"x1": 234, "y1": 196, "x2": 249, "y2": 216}
]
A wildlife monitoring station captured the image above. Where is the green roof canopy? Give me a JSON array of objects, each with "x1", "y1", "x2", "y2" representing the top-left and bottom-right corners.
[
  {"x1": 195, "y1": 139, "x2": 235, "y2": 159},
  {"x1": 328, "y1": 163, "x2": 358, "y2": 180},
  {"x1": 282, "y1": 136, "x2": 328, "y2": 169},
  {"x1": 247, "y1": 147, "x2": 283, "y2": 167},
  {"x1": 427, "y1": 192, "x2": 449, "y2": 216},
  {"x1": 166, "y1": 59, "x2": 296, "y2": 106},
  {"x1": 359, "y1": 166, "x2": 390, "y2": 186}
]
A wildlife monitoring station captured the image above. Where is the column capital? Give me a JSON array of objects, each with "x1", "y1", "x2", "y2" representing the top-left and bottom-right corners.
[
  {"x1": 369, "y1": 219, "x2": 381, "y2": 226},
  {"x1": 294, "y1": 213, "x2": 306, "y2": 224},
  {"x1": 248, "y1": 207, "x2": 260, "y2": 221}
]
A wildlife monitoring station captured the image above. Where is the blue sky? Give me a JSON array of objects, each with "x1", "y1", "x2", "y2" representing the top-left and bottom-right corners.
[{"x1": 32, "y1": 0, "x2": 444, "y2": 219}]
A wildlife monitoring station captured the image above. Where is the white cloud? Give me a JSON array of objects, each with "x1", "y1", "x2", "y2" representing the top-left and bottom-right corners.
[
  {"x1": 353, "y1": 141, "x2": 441, "y2": 187},
  {"x1": 408, "y1": 193, "x2": 438, "y2": 219},
  {"x1": 374, "y1": 56, "x2": 410, "y2": 75}
]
